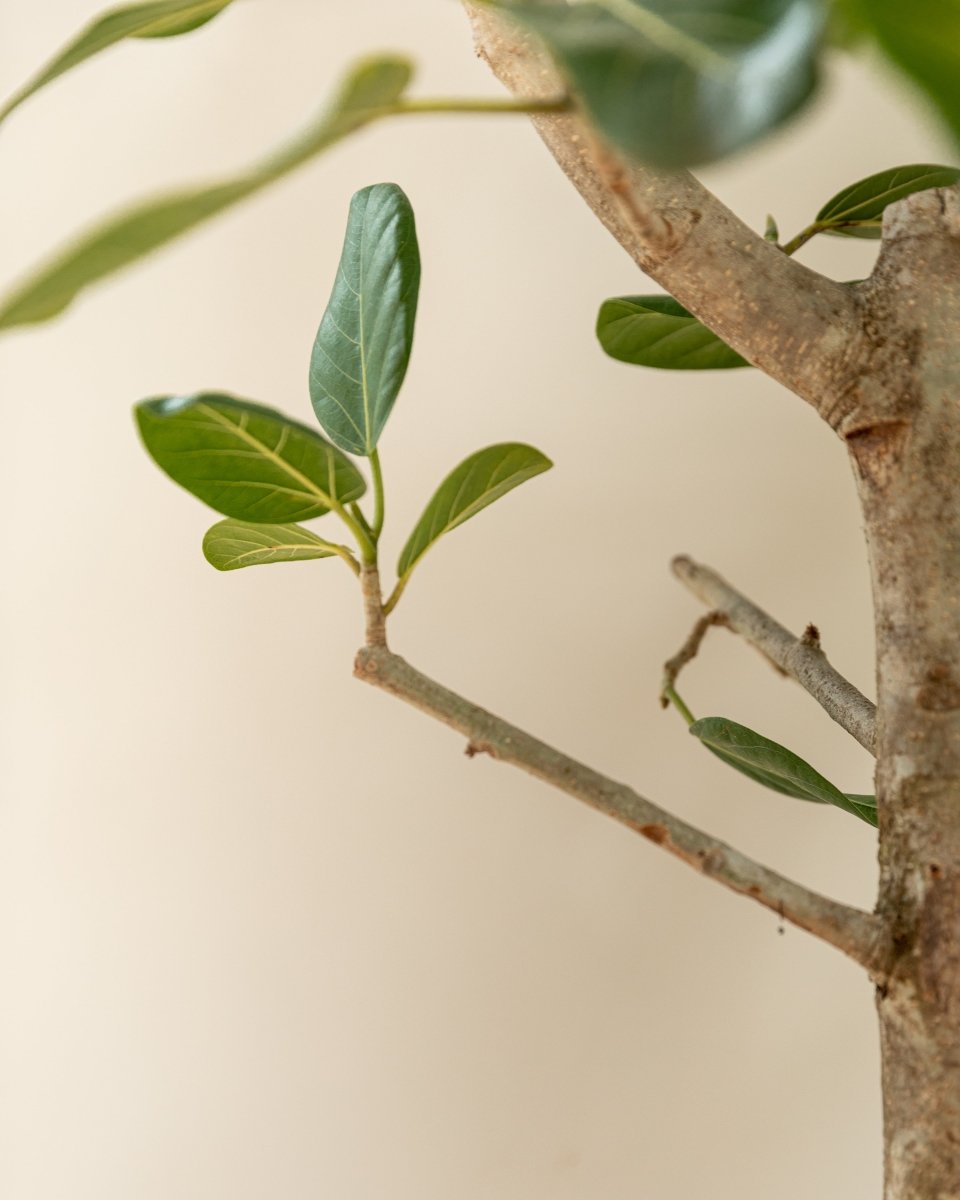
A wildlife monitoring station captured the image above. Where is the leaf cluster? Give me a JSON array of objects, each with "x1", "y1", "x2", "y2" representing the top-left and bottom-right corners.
[{"x1": 135, "y1": 184, "x2": 552, "y2": 612}]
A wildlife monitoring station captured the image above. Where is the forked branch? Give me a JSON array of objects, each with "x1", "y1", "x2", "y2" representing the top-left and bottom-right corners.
[
  {"x1": 672, "y1": 555, "x2": 877, "y2": 754},
  {"x1": 464, "y1": 4, "x2": 864, "y2": 422},
  {"x1": 355, "y1": 639, "x2": 885, "y2": 974}
]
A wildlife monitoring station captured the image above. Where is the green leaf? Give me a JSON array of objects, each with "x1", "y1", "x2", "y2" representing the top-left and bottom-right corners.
[
  {"x1": 689, "y1": 717, "x2": 877, "y2": 826},
  {"x1": 0, "y1": 56, "x2": 413, "y2": 332},
  {"x1": 815, "y1": 163, "x2": 960, "y2": 238},
  {"x1": 489, "y1": 0, "x2": 824, "y2": 167},
  {"x1": 597, "y1": 295, "x2": 749, "y2": 370},
  {"x1": 135, "y1": 393, "x2": 366, "y2": 522},
  {"x1": 308, "y1": 184, "x2": 421, "y2": 456},
  {"x1": 397, "y1": 444, "x2": 552, "y2": 580},
  {"x1": 852, "y1": 0, "x2": 960, "y2": 147},
  {"x1": 0, "y1": 0, "x2": 235, "y2": 125},
  {"x1": 202, "y1": 519, "x2": 340, "y2": 571}
]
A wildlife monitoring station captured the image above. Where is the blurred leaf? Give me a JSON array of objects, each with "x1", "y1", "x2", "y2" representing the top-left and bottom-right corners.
[
  {"x1": 309, "y1": 183, "x2": 420, "y2": 456},
  {"x1": 202, "y1": 519, "x2": 340, "y2": 570},
  {"x1": 0, "y1": 0, "x2": 235, "y2": 124},
  {"x1": 135, "y1": 392, "x2": 366, "y2": 522},
  {"x1": 0, "y1": 56, "x2": 414, "y2": 331},
  {"x1": 597, "y1": 295, "x2": 749, "y2": 369},
  {"x1": 491, "y1": 0, "x2": 824, "y2": 167},
  {"x1": 689, "y1": 716, "x2": 877, "y2": 825},
  {"x1": 815, "y1": 163, "x2": 960, "y2": 238},
  {"x1": 852, "y1": 0, "x2": 960, "y2": 146},
  {"x1": 397, "y1": 444, "x2": 552, "y2": 580}
]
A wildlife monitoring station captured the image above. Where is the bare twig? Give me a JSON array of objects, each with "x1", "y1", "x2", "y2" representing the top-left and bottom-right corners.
[
  {"x1": 661, "y1": 609, "x2": 731, "y2": 703},
  {"x1": 671, "y1": 556, "x2": 877, "y2": 755},
  {"x1": 355, "y1": 644, "x2": 885, "y2": 973}
]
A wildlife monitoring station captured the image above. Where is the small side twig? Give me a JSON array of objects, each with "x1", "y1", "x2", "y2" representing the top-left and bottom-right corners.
[
  {"x1": 661, "y1": 610, "x2": 731, "y2": 704},
  {"x1": 355, "y1": 644, "x2": 886, "y2": 975},
  {"x1": 671, "y1": 556, "x2": 877, "y2": 755}
]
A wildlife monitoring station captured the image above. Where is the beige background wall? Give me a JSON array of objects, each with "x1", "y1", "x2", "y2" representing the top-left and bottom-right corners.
[{"x1": 0, "y1": 4, "x2": 947, "y2": 1197}]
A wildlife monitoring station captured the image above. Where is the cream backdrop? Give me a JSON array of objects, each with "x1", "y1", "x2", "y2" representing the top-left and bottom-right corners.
[{"x1": 0, "y1": 4, "x2": 946, "y2": 1198}]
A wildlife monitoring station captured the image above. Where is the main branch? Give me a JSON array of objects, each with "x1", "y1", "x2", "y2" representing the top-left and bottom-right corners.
[
  {"x1": 465, "y1": 5, "x2": 865, "y2": 423},
  {"x1": 355, "y1": 642, "x2": 885, "y2": 973}
]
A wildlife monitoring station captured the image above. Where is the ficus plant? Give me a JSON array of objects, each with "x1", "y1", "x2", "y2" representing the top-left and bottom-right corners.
[
  {"x1": 5, "y1": 1, "x2": 960, "y2": 1196},
  {"x1": 134, "y1": 182, "x2": 553, "y2": 631}
]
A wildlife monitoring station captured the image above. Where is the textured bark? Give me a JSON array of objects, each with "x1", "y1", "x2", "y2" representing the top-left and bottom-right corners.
[
  {"x1": 466, "y1": 6, "x2": 960, "y2": 1197},
  {"x1": 852, "y1": 190, "x2": 960, "y2": 1200}
]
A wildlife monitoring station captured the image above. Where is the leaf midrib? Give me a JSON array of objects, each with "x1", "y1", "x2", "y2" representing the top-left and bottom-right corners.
[{"x1": 196, "y1": 403, "x2": 338, "y2": 508}]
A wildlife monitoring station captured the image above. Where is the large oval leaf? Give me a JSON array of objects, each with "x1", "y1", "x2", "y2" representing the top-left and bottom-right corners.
[
  {"x1": 135, "y1": 393, "x2": 366, "y2": 522},
  {"x1": 854, "y1": 0, "x2": 960, "y2": 148},
  {"x1": 492, "y1": 0, "x2": 823, "y2": 167},
  {"x1": 202, "y1": 520, "x2": 340, "y2": 570},
  {"x1": 397, "y1": 444, "x2": 552, "y2": 580},
  {"x1": 689, "y1": 716, "x2": 877, "y2": 826},
  {"x1": 597, "y1": 295, "x2": 749, "y2": 370},
  {"x1": 308, "y1": 184, "x2": 421, "y2": 456},
  {"x1": 815, "y1": 163, "x2": 960, "y2": 239},
  {"x1": 0, "y1": 57, "x2": 413, "y2": 332},
  {"x1": 0, "y1": 0, "x2": 235, "y2": 125}
]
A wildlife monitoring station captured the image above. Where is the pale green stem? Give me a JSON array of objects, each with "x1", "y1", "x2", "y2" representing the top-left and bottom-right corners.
[
  {"x1": 394, "y1": 96, "x2": 570, "y2": 117},
  {"x1": 370, "y1": 449, "x2": 385, "y2": 541},
  {"x1": 382, "y1": 572, "x2": 411, "y2": 617},
  {"x1": 662, "y1": 683, "x2": 696, "y2": 727},
  {"x1": 330, "y1": 500, "x2": 377, "y2": 565}
]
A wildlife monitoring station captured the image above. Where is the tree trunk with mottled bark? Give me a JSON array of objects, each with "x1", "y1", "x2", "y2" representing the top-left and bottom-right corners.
[{"x1": 464, "y1": 8, "x2": 960, "y2": 1197}]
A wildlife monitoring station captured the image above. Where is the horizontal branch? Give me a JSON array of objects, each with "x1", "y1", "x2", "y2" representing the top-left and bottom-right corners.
[
  {"x1": 464, "y1": 5, "x2": 864, "y2": 423},
  {"x1": 355, "y1": 644, "x2": 885, "y2": 973},
  {"x1": 672, "y1": 555, "x2": 877, "y2": 755}
]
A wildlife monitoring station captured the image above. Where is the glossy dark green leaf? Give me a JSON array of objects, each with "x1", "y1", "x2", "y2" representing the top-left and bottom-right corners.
[
  {"x1": 853, "y1": 0, "x2": 960, "y2": 147},
  {"x1": 397, "y1": 444, "x2": 552, "y2": 580},
  {"x1": 0, "y1": 57, "x2": 413, "y2": 332},
  {"x1": 202, "y1": 520, "x2": 339, "y2": 570},
  {"x1": 597, "y1": 295, "x2": 749, "y2": 370},
  {"x1": 309, "y1": 184, "x2": 420, "y2": 456},
  {"x1": 490, "y1": 0, "x2": 823, "y2": 167},
  {"x1": 690, "y1": 716, "x2": 877, "y2": 825},
  {"x1": 135, "y1": 393, "x2": 366, "y2": 522},
  {"x1": 0, "y1": 0, "x2": 235, "y2": 124},
  {"x1": 815, "y1": 164, "x2": 960, "y2": 238}
]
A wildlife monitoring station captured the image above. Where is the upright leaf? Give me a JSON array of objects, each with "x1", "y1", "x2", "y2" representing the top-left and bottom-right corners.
[
  {"x1": 597, "y1": 295, "x2": 749, "y2": 370},
  {"x1": 0, "y1": 57, "x2": 413, "y2": 332},
  {"x1": 397, "y1": 444, "x2": 551, "y2": 581},
  {"x1": 135, "y1": 393, "x2": 366, "y2": 522},
  {"x1": 0, "y1": 0, "x2": 235, "y2": 125},
  {"x1": 689, "y1": 716, "x2": 877, "y2": 826},
  {"x1": 852, "y1": 0, "x2": 960, "y2": 147},
  {"x1": 815, "y1": 164, "x2": 960, "y2": 238},
  {"x1": 202, "y1": 520, "x2": 341, "y2": 571},
  {"x1": 489, "y1": 0, "x2": 823, "y2": 167},
  {"x1": 309, "y1": 184, "x2": 421, "y2": 456}
]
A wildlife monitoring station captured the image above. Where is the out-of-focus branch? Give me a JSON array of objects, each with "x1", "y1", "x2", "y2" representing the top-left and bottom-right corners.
[{"x1": 671, "y1": 555, "x2": 876, "y2": 755}]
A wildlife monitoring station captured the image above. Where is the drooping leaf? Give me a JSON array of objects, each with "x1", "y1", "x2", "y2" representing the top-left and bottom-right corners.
[
  {"x1": 844, "y1": 793, "x2": 879, "y2": 823},
  {"x1": 202, "y1": 520, "x2": 340, "y2": 571},
  {"x1": 397, "y1": 444, "x2": 552, "y2": 580},
  {"x1": 689, "y1": 716, "x2": 877, "y2": 826},
  {"x1": 0, "y1": 57, "x2": 413, "y2": 332},
  {"x1": 815, "y1": 163, "x2": 960, "y2": 238},
  {"x1": 308, "y1": 184, "x2": 421, "y2": 456},
  {"x1": 852, "y1": 0, "x2": 960, "y2": 147},
  {"x1": 597, "y1": 295, "x2": 749, "y2": 370},
  {"x1": 0, "y1": 0, "x2": 235, "y2": 125},
  {"x1": 135, "y1": 393, "x2": 366, "y2": 522},
  {"x1": 489, "y1": 0, "x2": 824, "y2": 167}
]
